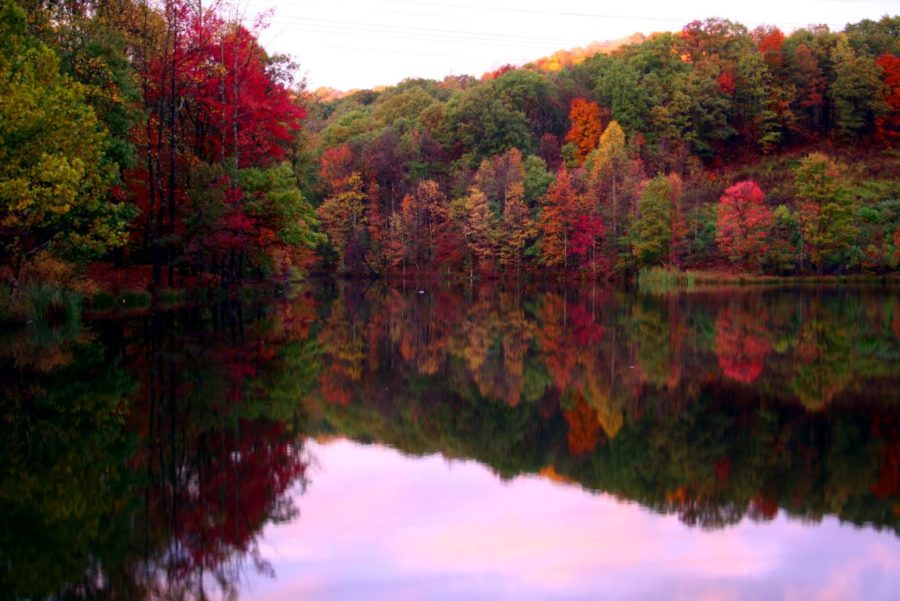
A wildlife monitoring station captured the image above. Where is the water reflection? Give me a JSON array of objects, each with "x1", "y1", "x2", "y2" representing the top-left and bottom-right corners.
[
  {"x1": 311, "y1": 284, "x2": 900, "y2": 531},
  {"x1": 0, "y1": 283, "x2": 898, "y2": 598},
  {"x1": 1, "y1": 300, "x2": 313, "y2": 599}
]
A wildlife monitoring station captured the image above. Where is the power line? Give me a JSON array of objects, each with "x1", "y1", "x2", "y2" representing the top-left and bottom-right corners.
[
  {"x1": 271, "y1": 16, "x2": 615, "y2": 47},
  {"x1": 374, "y1": 0, "x2": 873, "y2": 28}
]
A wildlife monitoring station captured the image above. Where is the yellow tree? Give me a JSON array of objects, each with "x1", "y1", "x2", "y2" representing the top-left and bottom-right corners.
[
  {"x1": 590, "y1": 121, "x2": 628, "y2": 242},
  {"x1": 499, "y1": 182, "x2": 533, "y2": 274},
  {"x1": 317, "y1": 172, "x2": 367, "y2": 273},
  {"x1": 463, "y1": 187, "x2": 497, "y2": 277}
]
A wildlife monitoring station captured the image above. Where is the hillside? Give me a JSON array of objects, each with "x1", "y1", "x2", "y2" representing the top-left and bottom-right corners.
[{"x1": 301, "y1": 16, "x2": 900, "y2": 279}]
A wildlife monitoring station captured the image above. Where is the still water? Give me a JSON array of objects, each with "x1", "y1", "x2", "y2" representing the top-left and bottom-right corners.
[{"x1": 1, "y1": 283, "x2": 899, "y2": 599}]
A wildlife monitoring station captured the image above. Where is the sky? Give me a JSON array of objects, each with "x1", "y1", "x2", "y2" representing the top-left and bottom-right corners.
[
  {"x1": 243, "y1": 439, "x2": 900, "y2": 601},
  {"x1": 237, "y1": 0, "x2": 900, "y2": 90}
]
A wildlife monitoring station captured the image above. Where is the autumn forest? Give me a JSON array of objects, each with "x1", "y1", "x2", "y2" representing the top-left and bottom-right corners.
[
  {"x1": 1, "y1": 0, "x2": 899, "y2": 314},
  {"x1": 2, "y1": 1, "x2": 900, "y2": 597}
]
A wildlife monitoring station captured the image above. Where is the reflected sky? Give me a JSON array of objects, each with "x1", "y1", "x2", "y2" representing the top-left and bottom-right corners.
[{"x1": 254, "y1": 439, "x2": 900, "y2": 601}]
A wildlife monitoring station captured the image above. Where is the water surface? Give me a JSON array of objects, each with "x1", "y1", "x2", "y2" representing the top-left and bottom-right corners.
[{"x1": 1, "y1": 283, "x2": 898, "y2": 599}]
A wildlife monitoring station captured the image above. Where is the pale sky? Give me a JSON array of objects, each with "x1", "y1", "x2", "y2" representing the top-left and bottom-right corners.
[
  {"x1": 248, "y1": 439, "x2": 900, "y2": 600},
  {"x1": 238, "y1": 0, "x2": 900, "y2": 90}
]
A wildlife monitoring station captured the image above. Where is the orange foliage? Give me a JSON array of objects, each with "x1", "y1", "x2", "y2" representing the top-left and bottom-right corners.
[
  {"x1": 564, "y1": 396, "x2": 601, "y2": 455},
  {"x1": 565, "y1": 98, "x2": 605, "y2": 163},
  {"x1": 319, "y1": 144, "x2": 354, "y2": 192}
]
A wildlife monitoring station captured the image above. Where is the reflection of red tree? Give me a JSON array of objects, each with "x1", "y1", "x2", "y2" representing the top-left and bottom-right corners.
[
  {"x1": 564, "y1": 396, "x2": 601, "y2": 455},
  {"x1": 166, "y1": 421, "x2": 306, "y2": 574},
  {"x1": 568, "y1": 301, "x2": 604, "y2": 347},
  {"x1": 714, "y1": 307, "x2": 771, "y2": 383}
]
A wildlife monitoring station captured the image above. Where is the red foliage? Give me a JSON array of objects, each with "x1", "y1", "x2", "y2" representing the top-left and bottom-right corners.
[
  {"x1": 715, "y1": 180, "x2": 773, "y2": 270},
  {"x1": 570, "y1": 213, "x2": 609, "y2": 277},
  {"x1": 481, "y1": 63, "x2": 516, "y2": 81},
  {"x1": 191, "y1": 24, "x2": 304, "y2": 167},
  {"x1": 875, "y1": 53, "x2": 900, "y2": 140},
  {"x1": 757, "y1": 27, "x2": 785, "y2": 71},
  {"x1": 714, "y1": 307, "x2": 772, "y2": 383},
  {"x1": 567, "y1": 300, "x2": 604, "y2": 347},
  {"x1": 538, "y1": 168, "x2": 580, "y2": 269},
  {"x1": 717, "y1": 70, "x2": 736, "y2": 96},
  {"x1": 539, "y1": 133, "x2": 562, "y2": 170},
  {"x1": 320, "y1": 145, "x2": 355, "y2": 193}
]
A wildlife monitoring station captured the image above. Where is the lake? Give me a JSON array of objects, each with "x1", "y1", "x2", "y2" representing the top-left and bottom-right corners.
[{"x1": 1, "y1": 283, "x2": 899, "y2": 599}]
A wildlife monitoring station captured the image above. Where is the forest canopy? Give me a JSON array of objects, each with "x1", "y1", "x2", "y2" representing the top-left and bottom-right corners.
[{"x1": 1, "y1": 2, "x2": 899, "y2": 310}]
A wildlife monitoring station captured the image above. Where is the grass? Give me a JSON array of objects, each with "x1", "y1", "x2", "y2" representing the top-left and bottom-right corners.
[
  {"x1": 638, "y1": 267, "x2": 900, "y2": 293},
  {"x1": 637, "y1": 267, "x2": 696, "y2": 294}
]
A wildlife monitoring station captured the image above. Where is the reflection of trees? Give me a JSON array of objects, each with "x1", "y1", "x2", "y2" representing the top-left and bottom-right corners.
[
  {"x1": 714, "y1": 301, "x2": 772, "y2": 384},
  {"x1": 0, "y1": 294, "x2": 317, "y2": 600},
  {"x1": 310, "y1": 284, "x2": 900, "y2": 533},
  {"x1": 0, "y1": 339, "x2": 136, "y2": 599},
  {"x1": 790, "y1": 296, "x2": 855, "y2": 410}
]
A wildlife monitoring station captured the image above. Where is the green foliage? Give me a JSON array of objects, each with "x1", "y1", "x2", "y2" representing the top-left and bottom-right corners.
[
  {"x1": 794, "y1": 153, "x2": 858, "y2": 273},
  {"x1": 633, "y1": 176, "x2": 674, "y2": 267},
  {"x1": 637, "y1": 267, "x2": 695, "y2": 294},
  {"x1": 522, "y1": 155, "x2": 554, "y2": 205},
  {"x1": 241, "y1": 162, "x2": 326, "y2": 251},
  {"x1": 443, "y1": 84, "x2": 532, "y2": 165},
  {"x1": 0, "y1": 0, "x2": 132, "y2": 285},
  {"x1": 830, "y1": 36, "x2": 889, "y2": 139}
]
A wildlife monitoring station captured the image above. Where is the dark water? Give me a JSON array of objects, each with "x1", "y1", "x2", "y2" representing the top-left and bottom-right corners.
[{"x1": 1, "y1": 283, "x2": 899, "y2": 600}]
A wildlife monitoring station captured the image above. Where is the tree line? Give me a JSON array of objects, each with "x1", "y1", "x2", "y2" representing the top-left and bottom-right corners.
[
  {"x1": 308, "y1": 16, "x2": 900, "y2": 278},
  {"x1": 0, "y1": 0, "x2": 321, "y2": 302},
  {"x1": 1, "y1": 2, "x2": 899, "y2": 300}
]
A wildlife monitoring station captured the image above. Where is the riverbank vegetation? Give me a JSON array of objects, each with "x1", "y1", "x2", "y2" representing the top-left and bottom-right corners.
[{"x1": 1, "y1": 1, "x2": 899, "y2": 322}]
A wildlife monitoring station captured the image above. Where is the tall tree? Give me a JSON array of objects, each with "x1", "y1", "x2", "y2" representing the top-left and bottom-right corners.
[
  {"x1": 499, "y1": 182, "x2": 533, "y2": 275},
  {"x1": 633, "y1": 176, "x2": 675, "y2": 267},
  {"x1": 794, "y1": 153, "x2": 857, "y2": 273},
  {"x1": 875, "y1": 53, "x2": 900, "y2": 140},
  {"x1": 538, "y1": 169, "x2": 579, "y2": 270},
  {"x1": 463, "y1": 187, "x2": 497, "y2": 276},
  {"x1": 589, "y1": 121, "x2": 628, "y2": 243}
]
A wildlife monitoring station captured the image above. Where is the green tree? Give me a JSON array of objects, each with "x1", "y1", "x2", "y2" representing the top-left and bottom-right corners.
[
  {"x1": 794, "y1": 153, "x2": 858, "y2": 273},
  {"x1": 523, "y1": 155, "x2": 554, "y2": 205},
  {"x1": 830, "y1": 36, "x2": 888, "y2": 139},
  {"x1": 0, "y1": 0, "x2": 131, "y2": 294},
  {"x1": 240, "y1": 162, "x2": 326, "y2": 273},
  {"x1": 633, "y1": 176, "x2": 675, "y2": 267}
]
